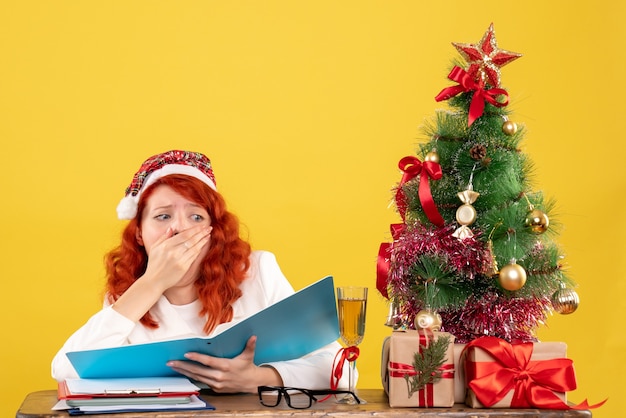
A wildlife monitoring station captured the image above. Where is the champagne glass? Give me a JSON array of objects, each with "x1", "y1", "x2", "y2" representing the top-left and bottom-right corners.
[{"x1": 336, "y1": 286, "x2": 367, "y2": 404}]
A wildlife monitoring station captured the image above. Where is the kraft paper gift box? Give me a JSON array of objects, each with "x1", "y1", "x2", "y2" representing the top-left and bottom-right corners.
[
  {"x1": 453, "y1": 343, "x2": 466, "y2": 404},
  {"x1": 463, "y1": 337, "x2": 574, "y2": 409},
  {"x1": 381, "y1": 330, "x2": 455, "y2": 408}
]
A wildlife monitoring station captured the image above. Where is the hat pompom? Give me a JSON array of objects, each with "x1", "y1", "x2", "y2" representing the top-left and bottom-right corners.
[{"x1": 117, "y1": 196, "x2": 138, "y2": 220}]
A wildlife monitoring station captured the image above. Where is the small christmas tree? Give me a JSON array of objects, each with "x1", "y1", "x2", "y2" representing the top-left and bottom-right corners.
[{"x1": 377, "y1": 24, "x2": 580, "y2": 343}]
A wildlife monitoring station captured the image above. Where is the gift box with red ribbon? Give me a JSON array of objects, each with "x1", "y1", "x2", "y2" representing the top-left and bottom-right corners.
[
  {"x1": 381, "y1": 330, "x2": 455, "y2": 407},
  {"x1": 463, "y1": 337, "x2": 575, "y2": 409},
  {"x1": 453, "y1": 343, "x2": 467, "y2": 404}
]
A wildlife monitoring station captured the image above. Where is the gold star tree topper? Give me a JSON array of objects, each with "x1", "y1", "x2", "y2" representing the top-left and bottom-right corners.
[{"x1": 453, "y1": 23, "x2": 522, "y2": 88}]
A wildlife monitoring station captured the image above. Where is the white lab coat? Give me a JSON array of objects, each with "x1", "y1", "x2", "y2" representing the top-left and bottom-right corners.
[{"x1": 51, "y1": 251, "x2": 353, "y2": 389}]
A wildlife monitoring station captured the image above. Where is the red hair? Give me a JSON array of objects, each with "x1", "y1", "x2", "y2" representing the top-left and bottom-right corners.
[{"x1": 104, "y1": 174, "x2": 252, "y2": 334}]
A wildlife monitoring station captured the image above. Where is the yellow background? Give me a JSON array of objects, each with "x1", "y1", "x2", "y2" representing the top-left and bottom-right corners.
[{"x1": 1, "y1": 2, "x2": 624, "y2": 417}]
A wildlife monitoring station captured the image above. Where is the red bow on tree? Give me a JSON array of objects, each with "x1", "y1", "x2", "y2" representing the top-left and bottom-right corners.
[
  {"x1": 435, "y1": 66, "x2": 509, "y2": 126},
  {"x1": 376, "y1": 223, "x2": 404, "y2": 299},
  {"x1": 395, "y1": 156, "x2": 444, "y2": 227}
]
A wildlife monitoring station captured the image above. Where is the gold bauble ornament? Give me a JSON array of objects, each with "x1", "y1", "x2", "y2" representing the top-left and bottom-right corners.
[
  {"x1": 525, "y1": 208, "x2": 550, "y2": 234},
  {"x1": 502, "y1": 120, "x2": 518, "y2": 136},
  {"x1": 498, "y1": 262, "x2": 527, "y2": 291},
  {"x1": 425, "y1": 150, "x2": 440, "y2": 164},
  {"x1": 551, "y1": 284, "x2": 580, "y2": 315},
  {"x1": 414, "y1": 308, "x2": 442, "y2": 332}
]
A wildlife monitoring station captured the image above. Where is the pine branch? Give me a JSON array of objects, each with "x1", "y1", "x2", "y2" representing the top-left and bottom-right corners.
[{"x1": 403, "y1": 334, "x2": 451, "y2": 398}]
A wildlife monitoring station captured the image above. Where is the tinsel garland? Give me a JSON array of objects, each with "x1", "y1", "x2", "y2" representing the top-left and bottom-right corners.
[
  {"x1": 388, "y1": 223, "x2": 491, "y2": 285},
  {"x1": 442, "y1": 294, "x2": 550, "y2": 343},
  {"x1": 386, "y1": 221, "x2": 549, "y2": 343}
]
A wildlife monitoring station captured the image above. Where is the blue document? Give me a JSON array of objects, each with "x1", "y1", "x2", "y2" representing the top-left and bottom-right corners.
[{"x1": 67, "y1": 276, "x2": 339, "y2": 378}]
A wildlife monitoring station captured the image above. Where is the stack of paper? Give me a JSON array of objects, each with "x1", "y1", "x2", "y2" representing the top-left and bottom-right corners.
[{"x1": 53, "y1": 377, "x2": 214, "y2": 415}]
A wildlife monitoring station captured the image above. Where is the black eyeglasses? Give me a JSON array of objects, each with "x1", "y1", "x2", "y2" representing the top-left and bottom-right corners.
[{"x1": 258, "y1": 386, "x2": 361, "y2": 409}]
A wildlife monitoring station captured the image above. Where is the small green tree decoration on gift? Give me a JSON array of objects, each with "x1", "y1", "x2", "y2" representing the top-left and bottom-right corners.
[
  {"x1": 404, "y1": 334, "x2": 452, "y2": 397},
  {"x1": 377, "y1": 24, "x2": 580, "y2": 343}
]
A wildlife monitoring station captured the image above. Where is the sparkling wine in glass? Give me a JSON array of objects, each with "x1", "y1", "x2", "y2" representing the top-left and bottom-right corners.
[{"x1": 336, "y1": 286, "x2": 367, "y2": 404}]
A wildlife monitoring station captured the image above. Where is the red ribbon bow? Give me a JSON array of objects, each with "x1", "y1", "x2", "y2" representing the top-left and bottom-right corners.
[
  {"x1": 435, "y1": 66, "x2": 509, "y2": 126},
  {"x1": 329, "y1": 346, "x2": 360, "y2": 391},
  {"x1": 376, "y1": 223, "x2": 404, "y2": 299},
  {"x1": 395, "y1": 156, "x2": 444, "y2": 227},
  {"x1": 464, "y1": 337, "x2": 606, "y2": 410}
]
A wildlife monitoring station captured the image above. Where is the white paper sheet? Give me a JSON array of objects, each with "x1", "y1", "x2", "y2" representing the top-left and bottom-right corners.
[{"x1": 65, "y1": 376, "x2": 200, "y2": 395}]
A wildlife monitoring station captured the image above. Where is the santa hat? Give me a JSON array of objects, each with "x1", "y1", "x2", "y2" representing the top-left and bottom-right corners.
[{"x1": 116, "y1": 150, "x2": 217, "y2": 220}]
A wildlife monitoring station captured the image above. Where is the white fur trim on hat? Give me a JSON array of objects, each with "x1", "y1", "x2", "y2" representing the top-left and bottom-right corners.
[{"x1": 116, "y1": 164, "x2": 217, "y2": 220}]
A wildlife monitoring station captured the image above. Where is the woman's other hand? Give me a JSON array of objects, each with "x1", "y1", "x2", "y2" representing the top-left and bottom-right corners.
[{"x1": 167, "y1": 336, "x2": 283, "y2": 393}]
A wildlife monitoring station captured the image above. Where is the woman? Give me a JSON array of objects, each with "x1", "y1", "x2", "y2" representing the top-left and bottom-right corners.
[{"x1": 51, "y1": 150, "x2": 349, "y2": 393}]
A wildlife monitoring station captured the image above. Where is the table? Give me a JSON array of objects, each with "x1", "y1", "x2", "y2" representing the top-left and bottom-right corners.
[{"x1": 16, "y1": 389, "x2": 592, "y2": 417}]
